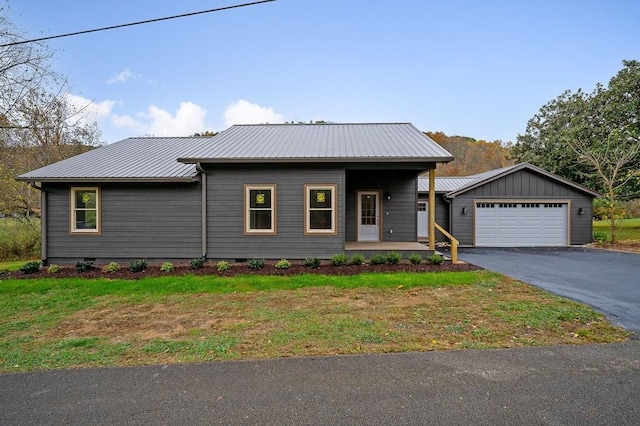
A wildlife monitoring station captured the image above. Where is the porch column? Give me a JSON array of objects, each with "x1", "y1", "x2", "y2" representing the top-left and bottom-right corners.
[{"x1": 428, "y1": 168, "x2": 435, "y2": 250}]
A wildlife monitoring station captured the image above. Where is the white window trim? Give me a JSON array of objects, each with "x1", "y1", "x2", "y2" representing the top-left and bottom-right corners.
[
  {"x1": 70, "y1": 186, "x2": 101, "y2": 234},
  {"x1": 244, "y1": 184, "x2": 277, "y2": 235},
  {"x1": 304, "y1": 184, "x2": 337, "y2": 235}
]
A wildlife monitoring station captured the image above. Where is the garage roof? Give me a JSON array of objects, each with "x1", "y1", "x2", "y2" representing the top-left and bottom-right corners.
[{"x1": 419, "y1": 163, "x2": 601, "y2": 198}]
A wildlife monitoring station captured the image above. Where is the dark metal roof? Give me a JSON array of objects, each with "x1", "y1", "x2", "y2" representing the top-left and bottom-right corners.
[
  {"x1": 178, "y1": 123, "x2": 454, "y2": 163},
  {"x1": 17, "y1": 137, "x2": 214, "y2": 182},
  {"x1": 419, "y1": 163, "x2": 600, "y2": 198}
]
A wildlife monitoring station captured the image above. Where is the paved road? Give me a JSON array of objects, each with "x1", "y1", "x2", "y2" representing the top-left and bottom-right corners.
[
  {"x1": 456, "y1": 247, "x2": 640, "y2": 332},
  {"x1": 1, "y1": 342, "x2": 639, "y2": 425}
]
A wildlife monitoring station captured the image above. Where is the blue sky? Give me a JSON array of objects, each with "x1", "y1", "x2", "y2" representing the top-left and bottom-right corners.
[{"x1": 6, "y1": 0, "x2": 640, "y2": 144}]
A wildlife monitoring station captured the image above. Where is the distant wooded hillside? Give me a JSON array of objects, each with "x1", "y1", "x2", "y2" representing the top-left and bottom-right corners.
[{"x1": 425, "y1": 131, "x2": 513, "y2": 176}]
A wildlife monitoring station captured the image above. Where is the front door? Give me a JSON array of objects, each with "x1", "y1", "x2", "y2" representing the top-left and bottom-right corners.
[{"x1": 357, "y1": 191, "x2": 380, "y2": 242}]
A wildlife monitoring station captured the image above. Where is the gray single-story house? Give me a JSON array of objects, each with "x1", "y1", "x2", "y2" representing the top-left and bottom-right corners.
[
  {"x1": 17, "y1": 123, "x2": 453, "y2": 264},
  {"x1": 417, "y1": 163, "x2": 600, "y2": 247}
]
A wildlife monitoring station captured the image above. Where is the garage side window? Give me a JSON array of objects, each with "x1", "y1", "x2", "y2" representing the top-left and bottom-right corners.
[
  {"x1": 305, "y1": 184, "x2": 337, "y2": 235},
  {"x1": 244, "y1": 185, "x2": 276, "y2": 234},
  {"x1": 70, "y1": 187, "x2": 100, "y2": 234}
]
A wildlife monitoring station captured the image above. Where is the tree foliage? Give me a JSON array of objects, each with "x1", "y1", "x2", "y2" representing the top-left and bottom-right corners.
[
  {"x1": 513, "y1": 60, "x2": 640, "y2": 242},
  {"x1": 0, "y1": 9, "x2": 100, "y2": 217},
  {"x1": 426, "y1": 131, "x2": 513, "y2": 176}
]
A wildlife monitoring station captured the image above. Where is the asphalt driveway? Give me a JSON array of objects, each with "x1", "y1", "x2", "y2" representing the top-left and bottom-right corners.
[{"x1": 456, "y1": 247, "x2": 640, "y2": 332}]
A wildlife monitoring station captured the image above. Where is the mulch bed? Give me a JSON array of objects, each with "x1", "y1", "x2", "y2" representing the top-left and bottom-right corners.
[{"x1": 3, "y1": 261, "x2": 482, "y2": 280}]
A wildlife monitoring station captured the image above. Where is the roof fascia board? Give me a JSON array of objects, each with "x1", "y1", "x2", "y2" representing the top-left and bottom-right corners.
[
  {"x1": 178, "y1": 156, "x2": 454, "y2": 164},
  {"x1": 16, "y1": 176, "x2": 200, "y2": 183}
]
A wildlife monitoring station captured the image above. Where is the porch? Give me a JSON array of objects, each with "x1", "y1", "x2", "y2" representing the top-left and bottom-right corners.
[{"x1": 345, "y1": 241, "x2": 434, "y2": 258}]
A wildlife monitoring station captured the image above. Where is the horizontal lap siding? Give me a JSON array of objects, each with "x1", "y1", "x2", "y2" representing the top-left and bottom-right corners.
[
  {"x1": 45, "y1": 182, "x2": 202, "y2": 262},
  {"x1": 346, "y1": 170, "x2": 418, "y2": 242},
  {"x1": 450, "y1": 169, "x2": 594, "y2": 245},
  {"x1": 206, "y1": 166, "x2": 345, "y2": 259}
]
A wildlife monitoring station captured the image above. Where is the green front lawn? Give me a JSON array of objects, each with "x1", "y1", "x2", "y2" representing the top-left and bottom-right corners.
[
  {"x1": 593, "y1": 218, "x2": 640, "y2": 241},
  {"x1": 0, "y1": 260, "x2": 33, "y2": 272},
  {"x1": 0, "y1": 271, "x2": 628, "y2": 372}
]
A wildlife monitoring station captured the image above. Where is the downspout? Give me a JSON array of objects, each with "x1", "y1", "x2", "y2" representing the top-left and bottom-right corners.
[
  {"x1": 29, "y1": 182, "x2": 47, "y2": 266},
  {"x1": 195, "y1": 163, "x2": 207, "y2": 259}
]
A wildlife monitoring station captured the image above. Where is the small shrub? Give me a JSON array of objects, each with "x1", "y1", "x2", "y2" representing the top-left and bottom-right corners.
[
  {"x1": 129, "y1": 259, "x2": 147, "y2": 272},
  {"x1": 386, "y1": 251, "x2": 402, "y2": 265},
  {"x1": 190, "y1": 257, "x2": 205, "y2": 270},
  {"x1": 369, "y1": 253, "x2": 387, "y2": 265},
  {"x1": 275, "y1": 259, "x2": 291, "y2": 269},
  {"x1": 303, "y1": 257, "x2": 321, "y2": 269},
  {"x1": 331, "y1": 252, "x2": 348, "y2": 266},
  {"x1": 247, "y1": 258, "x2": 265, "y2": 270},
  {"x1": 47, "y1": 264, "x2": 61, "y2": 274},
  {"x1": 160, "y1": 261, "x2": 174, "y2": 272},
  {"x1": 0, "y1": 218, "x2": 41, "y2": 261},
  {"x1": 349, "y1": 253, "x2": 365, "y2": 266},
  {"x1": 217, "y1": 260, "x2": 230, "y2": 272},
  {"x1": 426, "y1": 253, "x2": 444, "y2": 265},
  {"x1": 408, "y1": 252, "x2": 423, "y2": 265},
  {"x1": 75, "y1": 261, "x2": 94, "y2": 273},
  {"x1": 102, "y1": 262, "x2": 121, "y2": 273},
  {"x1": 19, "y1": 260, "x2": 42, "y2": 275},
  {"x1": 592, "y1": 231, "x2": 608, "y2": 244}
]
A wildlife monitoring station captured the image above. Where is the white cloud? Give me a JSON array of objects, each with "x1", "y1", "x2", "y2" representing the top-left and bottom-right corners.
[
  {"x1": 65, "y1": 93, "x2": 116, "y2": 127},
  {"x1": 224, "y1": 99, "x2": 284, "y2": 127},
  {"x1": 106, "y1": 68, "x2": 140, "y2": 84},
  {"x1": 112, "y1": 101, "x2": 208, "y2": 136}
]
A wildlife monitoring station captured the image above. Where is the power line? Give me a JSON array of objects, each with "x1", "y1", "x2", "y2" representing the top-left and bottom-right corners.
[{"x1": 0, "y1": 0, "x2": 277, "y2": 47}]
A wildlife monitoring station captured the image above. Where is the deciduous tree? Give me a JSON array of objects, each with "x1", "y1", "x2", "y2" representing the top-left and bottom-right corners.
[{"x1": 514, "y1": 60, "x2": 640, "y2": 242}]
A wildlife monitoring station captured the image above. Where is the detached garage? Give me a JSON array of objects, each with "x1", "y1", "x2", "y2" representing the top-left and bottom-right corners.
[{"x1": 418, "y1": 163, "x2": 600, "y2": 247}]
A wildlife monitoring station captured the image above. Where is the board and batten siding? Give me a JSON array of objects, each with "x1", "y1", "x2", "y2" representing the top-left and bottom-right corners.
[
  {"x1": 44, "y1": 182, "x2": 202, "y2": 263},
  {"x1": 346, "y1": 170, "x2": 418, "y2": 242},
  {"x1": 204, "y1": 166, "x2": 345, "y2": 259},
  {"x1": 450, "y1": 169, "x2": 594, "y2": 246}
]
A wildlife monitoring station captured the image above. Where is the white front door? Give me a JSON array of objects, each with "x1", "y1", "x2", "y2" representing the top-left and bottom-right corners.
[
  {"x1": 358, "y1": 191, "x2": 380, "y2": 242},
  {"x1": 417, "y1": 202, "x2": 428, "y2": 239}
]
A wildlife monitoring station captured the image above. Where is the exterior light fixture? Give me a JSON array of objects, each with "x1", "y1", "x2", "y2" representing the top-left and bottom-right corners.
[
  {"x1": 462, "y1": 207, "x2": 468, "y2": 215},
  {"x1": 578, "y1": 207, "x2": 584, "y2": 216},
  {"x1": 385, "y1": 191, "x2": 391, "y2": 200}
]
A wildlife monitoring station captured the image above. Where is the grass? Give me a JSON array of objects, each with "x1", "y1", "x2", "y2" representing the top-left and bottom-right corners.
[
  {"x1": 0, "y1": 260, "x2": 33, "y2": 272},
  {"x1": 593, "y1": 218, "x2": 640, "y2": 242},
  {"x1": 0, "y1": 271, "x2": 628, "y2": 372}
]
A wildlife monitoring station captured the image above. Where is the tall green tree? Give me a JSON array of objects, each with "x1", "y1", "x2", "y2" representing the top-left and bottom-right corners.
[{"x1": 513, "y1": 60, "x2": 640, "y2": 242}]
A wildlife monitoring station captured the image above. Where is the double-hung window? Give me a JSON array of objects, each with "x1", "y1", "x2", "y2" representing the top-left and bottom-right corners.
[
  {"x1": 244, "y1": 185, "x2": 276, "y2": 234},
  {"x1": 305, "y1": 184, "x2": 337, "y2": 235},
  {"x1": 70, "y1": 187, "x2": 100, "y2": 234}
]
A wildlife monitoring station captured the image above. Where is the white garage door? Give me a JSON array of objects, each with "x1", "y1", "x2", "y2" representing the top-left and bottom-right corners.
[{"x1": 475, "y1": 202, "x2": 568, "y2": 247}]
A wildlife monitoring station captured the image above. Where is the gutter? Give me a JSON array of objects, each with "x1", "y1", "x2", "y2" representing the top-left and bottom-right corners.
[
  {"x1": 195, "y1": 163, "x2": 207, "y2": 259},
  {"x1": 177, "y1": 156, "x2": 455, "y2": 164}
]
